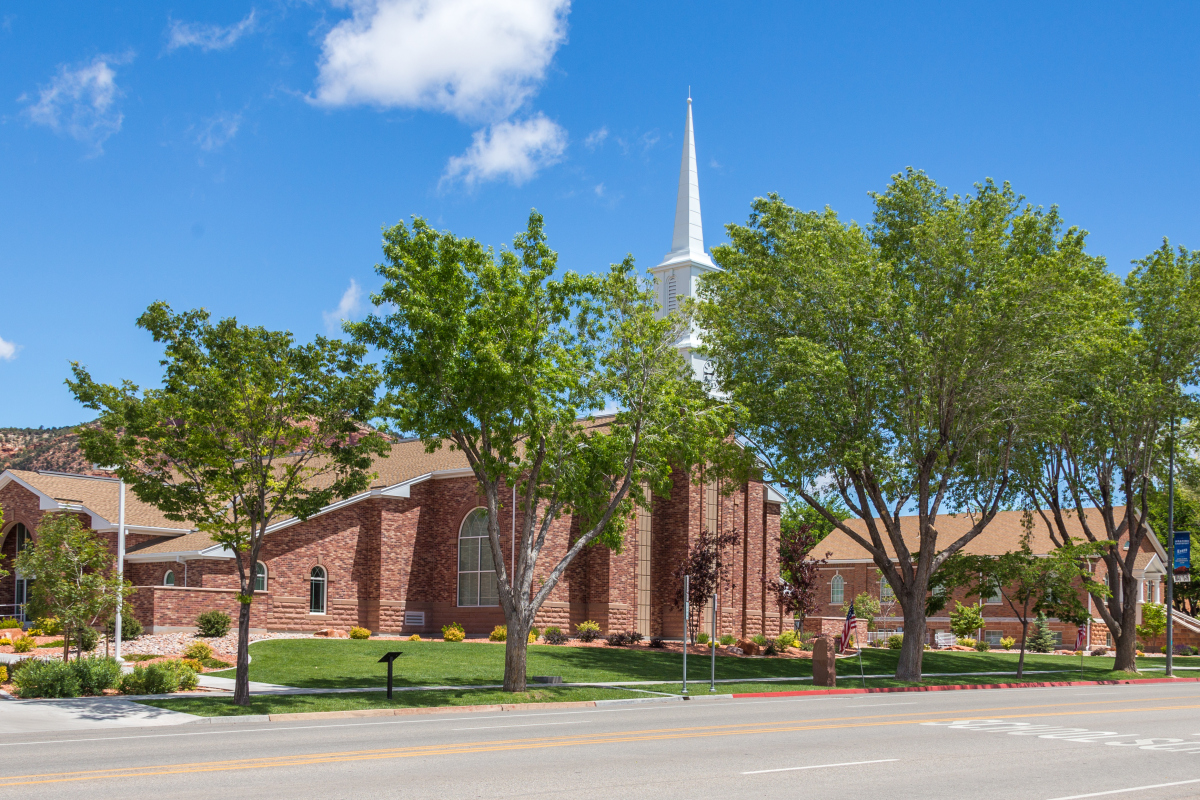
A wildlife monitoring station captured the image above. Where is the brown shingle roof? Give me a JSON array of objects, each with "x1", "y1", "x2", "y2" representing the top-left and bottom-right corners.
[
  {"x1": 126, "y1": 530, "x2": 226, "y2": 556},
  {"x1": 815, "y1": 506, "x2": 1130, "y2": 561},
  {"x1": 9, "y1": 470, "x2": 189, "y2": 531}
]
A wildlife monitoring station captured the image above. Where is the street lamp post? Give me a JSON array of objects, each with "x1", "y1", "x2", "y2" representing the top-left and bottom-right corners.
[
  {"x1": 1167, "y1": 417, "x2": 1176, "y2": 678},
  {"x1": 115, "y1": 477, "x2": 125, "y2": 664}
]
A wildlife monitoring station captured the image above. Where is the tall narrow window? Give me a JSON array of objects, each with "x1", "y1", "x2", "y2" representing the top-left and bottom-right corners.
[
  {"x1": 831, "y1": 574, "x2": 844, "y2": 605},
  {"x1": 458, "y1": 508, "x2": 498, "y2": 607},
  {"x1": 11, "y1": 524, "x2": 31, "y2": 619},
  {"x1": 310, "y1": 566, "x2": 327, "y2": 614},
  {"x1": 255, "y1": 562, "x2": 268, "y2": 592},
  {"x1": 636, "y1": 491, "x2": 652, "y2": 635},
  {"x1": 985, "y1": 585, "x2": 1002, "y2": 605},
  {"x1": 163, "y1": 570, "x2": 175, "y2": 586},
  {"x1": 880, "y1": 579, "x2": 894, "y2": 603}
]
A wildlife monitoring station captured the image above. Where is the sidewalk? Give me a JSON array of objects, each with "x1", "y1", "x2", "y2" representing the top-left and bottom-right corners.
[{"x1": 0, "y1": 696, "x2": 200, "y2": 734}]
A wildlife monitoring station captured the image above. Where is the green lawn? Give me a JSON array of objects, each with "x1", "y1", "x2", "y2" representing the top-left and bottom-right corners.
[
  {"x1": 138, "y1": 686, "x2": 648, "y2": 717},
  {"x1": 213, "y1": 639, "x2": 1200, "y2": 689}
]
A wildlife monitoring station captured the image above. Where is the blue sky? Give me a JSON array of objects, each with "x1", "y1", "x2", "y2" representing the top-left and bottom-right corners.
[{"x1": 2, "y1": 1, "x2": 1198, "y2": 428}]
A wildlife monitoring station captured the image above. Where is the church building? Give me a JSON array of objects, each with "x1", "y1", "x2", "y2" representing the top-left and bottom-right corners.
[{"x1": 0, "y1": 100, "x2": 787, "y2": 640}]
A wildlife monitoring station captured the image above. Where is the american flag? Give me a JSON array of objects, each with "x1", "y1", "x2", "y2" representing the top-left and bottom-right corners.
[
  {"x1": 1076, "y1": 623, "x2": 1087, "y2": 651},
  {"x1": 842, "y1": 602, "x2": 856, "y2": 653}
]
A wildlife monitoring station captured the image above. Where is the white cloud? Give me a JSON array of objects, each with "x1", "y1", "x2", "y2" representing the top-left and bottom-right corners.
[
  {"x1": 0, "y1": 336, "x2": 19, "y2": 361},
  {"x1": 314, "y1": 0, "x2": 569, "y2": 122},
  {"x1": 593, "y1": 183, "x2": 604, "y2": 196},
  {"x1": 166, "y1": 10, "x2": 257, "y2": 52},
  {"x1": 584, "y1": 126, "x2": 607, "y2": 149},
  {"x1": 24, "y1": 54, "x2": 131, "y2": 152},
  {"x1": 323, "y1": 279, "x2": 364, "y2": 332},
  {"x1": 443, "y1": 114, "x2": 566, "y2": 187},
  {"x1": 195, "y1": 112, "x2": 242, "y2": 151}
]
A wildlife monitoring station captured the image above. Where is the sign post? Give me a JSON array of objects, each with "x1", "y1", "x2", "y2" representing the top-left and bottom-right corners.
[
  {"x1": 377, "y1": 651, "x2": 403, "y2": 699},
  {"x1": 710, "y1": 594, "x2": 717, "y2": 692},
  {"x1": 682, "y1": 575, "x2": 689, "y2": 695},
  {"x1": 1171, "y1": 530, "x2": 1191, "y2": 678}
]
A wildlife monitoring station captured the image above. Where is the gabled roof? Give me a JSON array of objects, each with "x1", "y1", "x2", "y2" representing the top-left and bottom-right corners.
[
  {"x1": 0, "y1": 469, "x2": 191, "y2": 534},
  {"x1": 815, "y1": 506, "x2": 1168, "y2": 562}
]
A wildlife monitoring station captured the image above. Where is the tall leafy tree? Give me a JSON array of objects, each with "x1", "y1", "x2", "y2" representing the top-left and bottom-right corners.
[
  {"x1": 696, "y1": 171, "x2": 1101, "y2": 680},
  {"x1": 770, "y1": 522, "x2": 829, "y2": 629},
  {"x1": 350, "y1": 211, "x2": 741, "y2": 692},
  {"x1": 1015, "y1": 240, "x2": 1200, "y2": 671},
  {"x1": 68, "y1": 304, "x2": 387, "y2": 705},
  {"x1": 673, "y1": 528, "x2": 740, "y2": 643},
  {"x1": 15, "y1": 513, "x2": 131, "y2": 662}
]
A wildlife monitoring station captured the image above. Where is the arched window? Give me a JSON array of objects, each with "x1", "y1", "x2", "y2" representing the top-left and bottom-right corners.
[
  {"x1": 458, "y1": 508, "x2": 498, "y2": 607},
  {"x1": 310, "y1": 566, "x2": 327, "y2": 614},
  {"x1": 880, "y1": 578, "x2": 894, "y2": 603},
  {"x1": 831, "y1": 574, "x2": 844, "y2": 605},
  {"x1": 255, "y1": 562, "x2": 268, "y2": 592},
  {"x1": 164, "y1": 570, "x2": 175, "y2": 586}
]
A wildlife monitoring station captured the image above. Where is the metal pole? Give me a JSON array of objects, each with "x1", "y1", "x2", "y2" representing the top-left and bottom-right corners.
[
  {"x1": 1167, "y1": 415, "x2": 1176, "y2": 678},
  {"x1": 710, "y1": 594, "x2": 717, "y2": 691},
  {"x1": 387, "y1": 660, "x2": 394, "y2": 700},
  {"x1": 115, "y1": 478, "x2": 126, "y2": 663},
  {"x1": 682, "y1": 575, "x2": 689, "y2": 695}
]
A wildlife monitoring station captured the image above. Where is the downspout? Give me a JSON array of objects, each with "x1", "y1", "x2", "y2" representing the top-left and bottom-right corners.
[{"x1": 176, "y1": 556, "x2": 188, "y2": 588}]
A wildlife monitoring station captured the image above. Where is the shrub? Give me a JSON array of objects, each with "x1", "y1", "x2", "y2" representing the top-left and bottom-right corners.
[
  {"x1": 626, "y1": 631, "x2": 643, "y2": 644},
  {"x1": 751, "y1": 633, "x2": 767, "y2": 646},
  {"x1": 1000, "y1": 636, "x2": 1016, "y2": 650},
  {"x1": 73, "y1": 626, "x2": 100, "y2": 654},
  {"x1": 183, "y1": 641, "x2": 214, "y2": 662},
  {"x1": 13, "y1": 659, "x2": 81, "y2": 698},
  {"x1": 196, "y1": 610, "x2": 231, "y2": 638},
  {"x1": 201, "y1": 657, "x2": 231, "y2": 669},
  {"x1": 605, "y1": 632, "x2": 629, "y2": 646},
  {"x1": 528, "y1": 631, "x2": 538, "y2": 644},
  {"x1": 649, "y1": 637, "x2": 665, "y2": 648},
  {"x1": 181, "y1": 658, "x2": 205, "y2": 673},
  {"x1": 887, "y1": 634, "x2": 904, "y2": 650},
  {"x1": 73, "y1": 656, "x2": 122, "y2": 695},
  {"x1": 764, "y1": 639, "x2": 779, "y2": 656},
  {"x1": 1026, "y1": 614, "x2": 1056, "y2": 654},
  {"x1": 697, "y1": 632, "x2": 710, "y2": 645},
  {"x1": 0, "y1": 665, "x2": 6, "y2": 683},
  {"x1": 776, "y1": 630, "x2": 797, "y2": 649},
  {"x1": 37, "y1": 639, "x2": 65, "y2": 649},
  {"x1": 530, "y1": 627, "x2": 540, "y2": 639},
  {"x1": 407, "y1": 634, "x2": 422, "y2": 641},
  {"x1": 0, "y1": 618, "x2": 22, "y2": 629},
  {"x1": 120, "y1": 662, "x2": 183, "y2": 695},
  {"x1": 1089, "y1": 646, "x2": 1108, "y2": 656},
  {"x1": 349, "y1": 626, "x2": 371, "y2": 640},
  {"x1": 12, "y1": 635, "x2": 35, "y2": 653},
  {"x1": 36, "y1": 616, "x2": 64, "y2": 635},
  {"x1": 105, "y1": 614, "x2": 142, "y2": 641},
  {"x1": 543, "y1": 627, "x2": 569, "y2": 645},
  {"x1": 957, "y1": 637, "x2": 977, "y2": 649},
  {"x1": 442, "y1": 622, "x2": 465, "y2": 642},
  {"x1": 576, "y1": 620, "x2": 601, "y2": 642},
  {"x1": 974, "y1": 639, "x2": 990, "y2": 652},
  {"x1": 489, "y1": 625, "x2": 507, "y2": 642},
  {"x1": 948, "y1": 602, "x2": 986, "y2": 640},
  {"x1": 720, "y1": 634, "x2": 735, "y2": 646}
]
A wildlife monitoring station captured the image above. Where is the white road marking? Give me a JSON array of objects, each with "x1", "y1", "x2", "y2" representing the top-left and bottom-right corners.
[
  {"x1": 1046, "y1": 777, "x2": 1200, "y2": 799},
  {"x1": 453, "y1": 721, "x2": 588, "y2": 731},
  {"x1": 844, "y1": 702, "x2": 918, "y2": 708},
  {"x1": 743, "y1": 758, "x2": 898, "y2": 774}
]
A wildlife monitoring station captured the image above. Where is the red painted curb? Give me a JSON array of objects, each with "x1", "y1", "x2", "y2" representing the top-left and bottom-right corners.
[{"x1": 732, "y1": 676, "x2": 1200, "y2": 698}]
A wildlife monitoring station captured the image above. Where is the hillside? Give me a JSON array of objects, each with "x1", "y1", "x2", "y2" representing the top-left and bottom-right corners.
[{"x1": 0, "y1": 425, "x2": 108, "y2": 476}]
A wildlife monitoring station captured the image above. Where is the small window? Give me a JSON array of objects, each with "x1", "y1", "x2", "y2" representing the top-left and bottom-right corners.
[
  {"x1": 831, "y1": 574, "x2": 844, "y2": 605},
  {"x1": 164, "y1": 570, "x2": 176, "y2": 586},
  {"x1": 985, "y1": 586, "x2": 1003, "y2": 605},
  {"x1": 984, "y1": 630, "x2": 1003, "y2": 646},
  {"x1": 12, "y1": 523, "x2": 30, "y2": 553},
  {"x1": 255, "y1": 562, "x2": 267, "y2": 592},
  {"x1": 1051, "y1": 631, "x2": 1063, "y2": 648},
  {"x1": 310, "y1": 566, "x2": 327, "y2": 614},
  {"x1": 1106, "y1": 632, "x2": 1113, "y2": 647},
  {"x1": 880, "y1": 579, "x2": 894, "y2": 602}
]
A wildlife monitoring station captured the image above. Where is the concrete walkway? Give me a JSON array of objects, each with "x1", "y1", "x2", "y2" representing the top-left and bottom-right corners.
[{"x1": 0, "y1": 696, "x2": 200, "y2": 734}]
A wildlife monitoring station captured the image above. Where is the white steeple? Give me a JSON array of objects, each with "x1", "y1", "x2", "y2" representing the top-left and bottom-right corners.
[{"x1": 651, "y1": 96, "x2": 718, "y2": 383}]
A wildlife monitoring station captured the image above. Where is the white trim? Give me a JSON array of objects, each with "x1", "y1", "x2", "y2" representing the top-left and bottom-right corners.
[
  {"x1": 0, "y1": 470, "x2": 192, "y2": 535},
  {"x1": 764, "y1": 484, "x2": 786, "y2": 504}
]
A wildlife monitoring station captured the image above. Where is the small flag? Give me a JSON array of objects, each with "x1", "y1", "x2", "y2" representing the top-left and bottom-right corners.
[
  {"x1": 842, "y1": 602, "x2": 856, "y2": 653},
  {"x1": 1075, "y1": 623, "x2": 1087, "y2": 652}
]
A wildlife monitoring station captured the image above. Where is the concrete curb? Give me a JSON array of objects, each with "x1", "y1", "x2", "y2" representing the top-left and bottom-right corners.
[{"x1": 732, "y1": 676, "x2": 1200, "y2": 698}]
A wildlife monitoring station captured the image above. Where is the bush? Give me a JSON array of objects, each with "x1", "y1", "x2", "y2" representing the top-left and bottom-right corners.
[
  {"x1": 13, "y1": 659, "x2": 81, "y2": 698},
  {"x1": 776, "y1": 630, "x2": 797, "y2": 649},
  {"x1": 626, "y1": 631, "x2": 643, "y2": 644},
  {"x1": 442, "y1": 622, "x2": 465, "y2": 642},
  {"x1": 751, "y1": 633, "x2": 767, "y2": 646},
  {"x1": 530, "y1": 627, "x2": 540, "y2": 639},
  {"x1": 764, "y1": 639, "x2": 779, "y2": 656},
  {"x1": 196, "y1": 610, "x2": 231, "y2": 638},
  {"x1": 181, "y1": 657, "x2": 205, "y2": 673},
  {"x1": 349, "y1": 626, "x2": 371, "y2": 640},
  {"x1": 35, "y1": 616, "x2": 64, "y2": 635},
  {"x1": 105, "y1": 614, "x2": 142, "y2": 641},
  {"x1": 73, "y1": 656, "x2": 122, "y2": 695},
  {"x1": 120, "y1": 661, "x2": 190, "y2": 695},
  {"x1": 649, "y1": 637, "x2": 665, "y2": 648},
  {"x1": 720, "y1": 634, "x2": 736, "y2": 646},
  {"x1": 1000, "y1": 636, "x2": 1016, "y2": 650},
  {"x1": 73, "y1": 626, "x2": 100, "y2": 654},
  {"x1": 576, "y1": 620, "x2": 601, "y2": 642},
  {"x1": 887, "y1": 634, "x2": 904, "y2": 650},
  {"x1": 12, "y1": 635, "x2": 35, "y2": 653},
  {"x1": 974, "y1": 639, "x2": 990, "y2": 652},
  {"x1": 543, "y1": 627, "x2": 568, "y2": 645},
  {"x1": 697, "y1": 632, "x2": 710, "y2": 645},
  {"x1": 528, "y1": 631, "x2": 538, "y2": 644},
  {"x1": 183, "y1": 641, "x2": 214, "y2": 661},
  {"x1": 407, "y1": 634, "x2": 422, "y2": 641},
  {"x1": 0, "y1": 618, "x2": 22, "y2": 629},
  {"x1": 0, "y1": 665, "x2": 6, "y2": 683},
  {"x1": 606, "y1": 632, "x2": 630, "y2": 646},
  {"x1": 949, "y1": 602, "x2": 986, "y2": 640},
  {"x1": 201, "y1": 657, "x2": 231, "y2": 669},
  {"x1": 957, "y1": 637, "x2": 977, "y2": 649},
  {"x1": 489, "y1": 625, "x2": 508, "y2": 642}
]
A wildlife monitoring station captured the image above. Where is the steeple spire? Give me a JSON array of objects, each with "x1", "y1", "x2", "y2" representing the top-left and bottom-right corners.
[{"x1": 664, "y1": 97, "x2": 715, "y2": 269}]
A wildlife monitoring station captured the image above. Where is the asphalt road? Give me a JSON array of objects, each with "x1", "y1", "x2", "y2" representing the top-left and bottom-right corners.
[{"x1": 3, "y1": 683, "x2": 1200, "y2": 799}]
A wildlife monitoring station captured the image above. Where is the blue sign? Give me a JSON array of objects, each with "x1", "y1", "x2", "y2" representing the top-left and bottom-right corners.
[{"x1": 1174, "y1": 531, "x2": 1191, "y2": 571}]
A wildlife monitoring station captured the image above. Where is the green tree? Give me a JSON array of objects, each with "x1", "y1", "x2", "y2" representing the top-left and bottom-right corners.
[
  {"x1": 696, "y1": 171, "x2": 1098, "y2": 681},
  {"x1": 781, "y1": 497, "x2": 846, "y2": 542},
  {"x1": 1137, "y1": 602, "x2": 1168, "y2": 642},
  {"x1": 1016, "y1": 240, "x2": 1200, "y2": 672},
  {"x1": 948, "y1": 602, "x2": 985, "y2": 641},
  {"x1": 1026, "y1": 613, "x2": 1057, "y2": 654},
  {"x1": 14, "y1": 513, "x2": 131, "y2": 662},
  {"x1": 845, "y1": 591, "x2": 881, "y2": 632},
  {"x1": 350, "y1": 212, "x2": 741, "y2": 692},
  {"x1": 68, "y1": 304, "x2": 387, "y2": 705}
]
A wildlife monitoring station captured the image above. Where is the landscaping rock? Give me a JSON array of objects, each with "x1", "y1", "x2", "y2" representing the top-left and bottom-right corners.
[
  {"x1": 812, "y1": 637, "x2": 836, "y2": 687},
  {"x1": 314, "y1": 629, "x2": 349, "y2": 638},
  {"x1": 736, "y1": 638, "x2": 760, "y2": 656}
]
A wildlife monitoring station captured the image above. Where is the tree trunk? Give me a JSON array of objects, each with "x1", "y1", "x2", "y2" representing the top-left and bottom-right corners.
[
  {"x1": 233, "y1": 599, "x2": 252, "y2": 706},
  {"x1": 1017, "y1": 619, "x2": 1028, "y2": 679},
  {"x1": 1111, "y1": 575, "x2": 1140, "y2": 673},
  {"x1": 63, "y1": 625, "x2": 71, "y2": 664},
  {"x1": 503, "y1": 621, "x2": 530, "y2": 692},
  {"x1": 896, "y1": 600, "x2": 927, "y2": 682}
]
